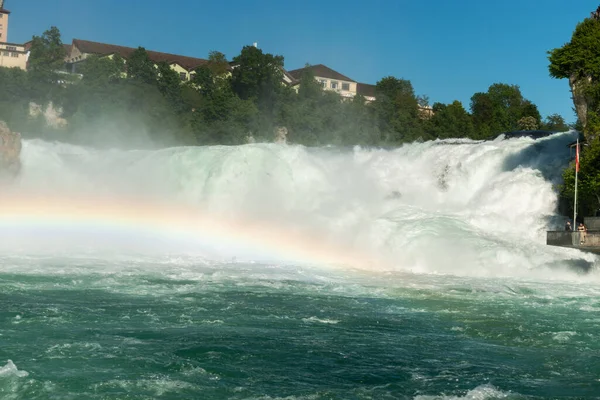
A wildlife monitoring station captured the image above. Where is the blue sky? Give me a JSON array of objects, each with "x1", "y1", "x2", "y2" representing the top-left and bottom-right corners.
[{"x1": 6, "y1": 0, "x2": 598, "y2": 123}]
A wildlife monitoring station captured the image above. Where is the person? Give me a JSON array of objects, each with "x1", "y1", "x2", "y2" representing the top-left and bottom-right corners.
[
  {"x1": 578, "y1": 222, "x2": 587, "y2": 244},
  {"x1": 565, "y1": 220, "x2": 572, "y2": 231}
]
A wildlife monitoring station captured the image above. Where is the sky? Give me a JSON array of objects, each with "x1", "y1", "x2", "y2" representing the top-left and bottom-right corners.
[{"x1": 5, "y1": 0, "x2": 599, "y2": 123}]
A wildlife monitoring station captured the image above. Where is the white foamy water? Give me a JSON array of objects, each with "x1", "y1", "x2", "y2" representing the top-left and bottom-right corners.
[{"x1": 1, "y1": 131, "x2": 598, "y2": 280}]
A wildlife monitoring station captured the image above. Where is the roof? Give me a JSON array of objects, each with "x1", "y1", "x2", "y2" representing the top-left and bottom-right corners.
[
  {"x1": 71, "y1": 39, "x2": 210, "y2": 71},
  {"x1": 0, "y1": 8, "x2": 10, "y2": 14},
  {"x1": 281, "y1": 69, "x2": 299, "y2": 86},
  {"x1": 357, "y1": 83, "x2": 376, "y2": 98},
  {"x1": 287, "y1": 64, "x2": 356, "y2": 83}
]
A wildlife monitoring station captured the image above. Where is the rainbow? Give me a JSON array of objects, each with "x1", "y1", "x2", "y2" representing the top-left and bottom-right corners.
[{"x1": 0, "y1": 193, "x2": 386, "y2": 270}]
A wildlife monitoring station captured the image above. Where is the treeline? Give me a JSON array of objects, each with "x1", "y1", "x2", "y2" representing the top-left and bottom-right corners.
[{"x1": 0, "y1": 26, "x2": 570, "y2": 149}]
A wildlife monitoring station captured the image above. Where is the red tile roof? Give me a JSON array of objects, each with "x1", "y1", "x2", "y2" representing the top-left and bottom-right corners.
[
  {"x1": 287, "y1": 64, "x2": 356, "y2": 83},
  {"x1": 71, "y1": 39, "x2": 209, "y2": 71}
]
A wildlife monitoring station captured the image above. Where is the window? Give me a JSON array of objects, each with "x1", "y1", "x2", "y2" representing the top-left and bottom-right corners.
[
  {"x1": 342, "y1": 82, "x2": 350, "y2": 91},
  {"x1": 1, "y1": 51, "x2": 8, "y2": 56},
  {"x1": 179, "y1": 72, "x2": 187, "y2": 81},
  {"x1": 319, "y1": 79, "x2": 326, "y2": 88},
  {"x1": 6, "y1": 46, "x2": 16, "y2": 51},
  {"x1": 331, "y1": 81, "x2": 338, "y2": 89},
  {"x1": 11, "y1": 52, "x2": 18, "y2": 57},
  {"x1": 190, "y1": 73, "x2": 196, "y2": 81}
]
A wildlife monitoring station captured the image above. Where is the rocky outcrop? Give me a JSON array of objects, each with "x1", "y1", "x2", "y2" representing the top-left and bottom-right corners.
[
  {"x1": 569, "y1": 73, "x2": 591, "y2": 131},
  {"x1": 28, "y1": 102, "x2": 68, "y2": 129},
  {"x1": 0, "y1": 121, "x2": 22, "y2": 177},
  {"x1": 274, "y1": 126, "x2": 288, "y2": 144}
]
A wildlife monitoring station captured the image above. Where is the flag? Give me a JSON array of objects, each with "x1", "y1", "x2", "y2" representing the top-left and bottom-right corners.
[{"x1": 576, "y1": 141, "x2": 580, "y2": 172}]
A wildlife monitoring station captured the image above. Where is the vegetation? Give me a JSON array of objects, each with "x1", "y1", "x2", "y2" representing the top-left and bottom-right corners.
[
  {"x1": 548, "y1": 9, "x2": 600, "y2": 217},
  {"x1": 0, "y1": 26, "x2": 570, "y2": 151}
]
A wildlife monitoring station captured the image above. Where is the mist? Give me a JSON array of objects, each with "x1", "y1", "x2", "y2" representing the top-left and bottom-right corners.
[{"x1": 1, "y1": 127, "x2": 598, "y2": 280}]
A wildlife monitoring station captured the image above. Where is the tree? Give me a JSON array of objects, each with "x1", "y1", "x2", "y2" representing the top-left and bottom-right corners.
[
  {"x1": 127, "y1": 47, "x2": 157, "y2": 84},
  {"x1": 27, "y1": 26, "x2": 67, "y2": 88},
  {"x1": 470, "y1": 83, "x2": 540, "y2": 138},
  {"x1": 548, "y1": 16, "x2": 600, "y2": 135},
  {"x1": 156, "y1": 61, "x2": 185, "y2": 113},
  {"x1": 425, "y1": 100, "x2": 475, "y2": 139},
  {"x1": 560, "y1": 136, "x2": 600, "y2": 217},
  {"x1": 417, "y1": 94, "x2": 430, "y2": 107},
  {"x1": 517, "y1": 116, "x2": 538, "y2": 130},
  {"x1": 79, "y1": 54, "x2": 125, "y2": 87},
  {"x1": 205, "y1": 51, "x2": 230, "y2": 76},
  {"x1": 549, "y1": 8, "x2": 600, "y2": 216},
  {"x1": 297, "y1": 64, "x2": 322, "y2": 99},
  {"x1": 374, "y1": 76, "x2": 424, "y2": 143},
  {"x1": 542, "y1": 113, "x2": 570, "y2": 131},
  {"x1": 230, "y1": 45, "x2": 284, "y2": 104}
]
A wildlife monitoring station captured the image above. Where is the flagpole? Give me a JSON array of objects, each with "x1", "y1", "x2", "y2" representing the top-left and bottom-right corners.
[{"x1": 573, "y1": 138, "x2": 579, "y2": 229}]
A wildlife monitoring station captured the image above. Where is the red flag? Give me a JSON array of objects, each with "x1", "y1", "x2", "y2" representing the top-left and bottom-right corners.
[{"x1": 576, "y1": 142, "x2": 580, "y2": 172}]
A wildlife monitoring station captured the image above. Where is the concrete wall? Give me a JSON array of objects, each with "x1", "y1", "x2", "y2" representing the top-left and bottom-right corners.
[
  {"x1": 547, "y1": 230, "x2": 600, "y2": 252},
  {"x1": 584, "y1": 217, "x2": 600, "y2": 231},
  {"x1": 547, "y1": 231, "x2": 578, "y2": 247},
  {"x1": 0, "y1": 11, "x2": 8, "y2": 43}
]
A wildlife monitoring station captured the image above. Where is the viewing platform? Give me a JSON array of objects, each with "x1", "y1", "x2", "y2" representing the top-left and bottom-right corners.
[{"x1": 547, "y1": 217, "x2": 600, "y2": 254}]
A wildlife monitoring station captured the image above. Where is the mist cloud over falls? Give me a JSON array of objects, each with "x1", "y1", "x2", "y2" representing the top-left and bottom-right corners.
[{"x1": 3, "y1": 131, "x2": 595, "y2": 278}]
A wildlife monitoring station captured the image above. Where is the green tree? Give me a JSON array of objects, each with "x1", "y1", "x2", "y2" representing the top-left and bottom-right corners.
[
  {"x1": 297, "y1": 64, "x2": 322, "y2": 99},
  {"x1": 156, "y1": 61, "x2": 185, "y2": 113},
  {"x1": 374, "y1": 76, "x2": 424, "y2": 143},
  {"x1": 548, "y1": 15, "x2": 600, "y2": 139},
  {"x1": 127, "y1": 47, "x2": 157, "y2": 84},
  {"x1": 470, "y1": 83, "x2": 540, "y2": 138},
  {"x1": 542, "y1": 113, "x2": 570, "y2": 131},
  {"x1": 559, "y1": 136, "x2": 600, "y2": 217},
  {"x1": 79, "y1": 55, "x2": 125, "y2": 87},
  {"x1": 27, "y1": 26, "x2": 67, "y2": 91},
  {"x1": 549, "y1": 9, "x2": 600, "y2": 216},
  {"x1": 230, "y1": 45, "x2": 284, "y2": 105},
  {"x1": 205, "y1": 51, "x2": 230, "y2": 76},
  {"x1": 517, "y1": 116, "x2": 538, "y2": 130},
  {"x1": 425, "y1": 100, "x2": 475, "y2": 139}
]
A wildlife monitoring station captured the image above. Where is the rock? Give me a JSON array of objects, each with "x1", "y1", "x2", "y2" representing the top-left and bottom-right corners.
[
  {"x1": 0, "y1": 121, "x2": 22, "y2": 178},
  {"x1": 274, "y1": 126, "x2": 288, "y2": 144},
  {"x1": 29, "y1": 101, "x2": 68, "y2": 129},
  {"x1": 569, "y1": 74, "x2": 591, "y2": 131}
]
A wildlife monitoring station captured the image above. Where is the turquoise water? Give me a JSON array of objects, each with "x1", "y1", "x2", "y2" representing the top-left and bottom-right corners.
[{"x1": 2, "y1": 257, "x2": 600, "y2": 399}]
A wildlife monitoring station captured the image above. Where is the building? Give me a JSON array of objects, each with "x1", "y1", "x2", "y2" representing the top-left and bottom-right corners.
[
  {"x1": 64, "y1": 38, "x2": 210, "y2": 81},
  {"x1": 286, "y1": 64, "x2": 380, "y2": 103},
  {"x1": 0, "y1": 0, "x2": 28, "y2": 70},
  {"x1": 287, "y1": 64, "x2": 360, "y2": 100},
  {"x1": 285, "y1": 64, "x2": 434, "y2": 117}
]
